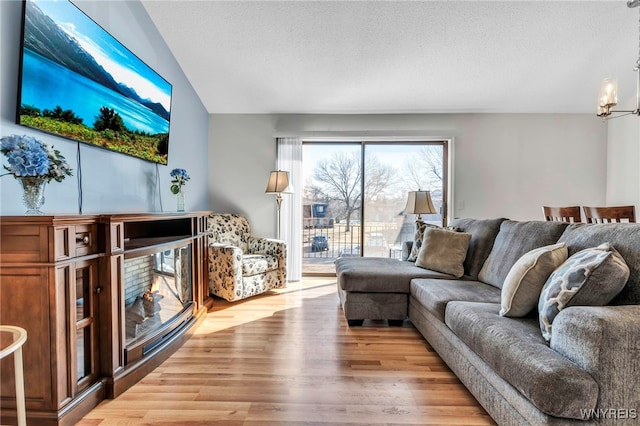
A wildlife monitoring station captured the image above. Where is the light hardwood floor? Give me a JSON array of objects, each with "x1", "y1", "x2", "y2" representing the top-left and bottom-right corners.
[{"x1": 79, "y1": 278, "x2": 495, "y2": 425}]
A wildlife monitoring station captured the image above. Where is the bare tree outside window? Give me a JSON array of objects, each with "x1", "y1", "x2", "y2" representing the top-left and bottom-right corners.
[
  {"x1": 308, "y1": 151, "x2": 395, "y2": 231},
  {"x1": 404, "y1": 145, "x2": 443, "y2": 192}
]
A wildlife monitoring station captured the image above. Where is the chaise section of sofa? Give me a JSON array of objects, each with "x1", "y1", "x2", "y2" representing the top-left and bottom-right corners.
[{"x1": 335, "y1": 257, "x2": 452, "y2": 326}]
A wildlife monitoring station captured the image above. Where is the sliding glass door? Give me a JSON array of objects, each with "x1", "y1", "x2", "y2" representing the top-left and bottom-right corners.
[{"x1": 302, "y1": 141, "x2": 447, "y2": 275}]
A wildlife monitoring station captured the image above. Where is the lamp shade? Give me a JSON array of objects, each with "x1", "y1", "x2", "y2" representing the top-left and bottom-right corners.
[
  {"x1": 265, "y1": 171, "x2": 293, "y2": 194},
  {"x1": 404, "y1": 190, "x2": 436, "y2": 215}
]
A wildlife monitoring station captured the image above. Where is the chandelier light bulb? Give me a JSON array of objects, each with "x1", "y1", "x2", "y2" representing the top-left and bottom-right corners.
[
  {"x1": 599, "y1": 78, "x2": 618, "y2": 107},
  {"x1": 596, "y1": 2, "x2": 639, "y2": 118}
]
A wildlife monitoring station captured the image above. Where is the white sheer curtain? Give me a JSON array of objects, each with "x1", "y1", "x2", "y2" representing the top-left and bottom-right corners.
[{"x1": 277, "y1": 137, "x2": 303, "y2": 282}]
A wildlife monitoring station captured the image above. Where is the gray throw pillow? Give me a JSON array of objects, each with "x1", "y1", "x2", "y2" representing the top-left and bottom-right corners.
[
  {"x1": 500, "y1": 242, "x2": 568, "y2": 317},
  {"x1": 415, "y1": 228, "x2": 471, "y2": 278},
  {"x1": 538, "y1": 243, "x2": 629, "y2": 342}
]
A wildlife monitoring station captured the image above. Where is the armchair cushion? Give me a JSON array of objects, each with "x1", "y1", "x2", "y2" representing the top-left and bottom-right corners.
[{"x1": 243, "y1": 254, "x2": 279, "y2": 276}]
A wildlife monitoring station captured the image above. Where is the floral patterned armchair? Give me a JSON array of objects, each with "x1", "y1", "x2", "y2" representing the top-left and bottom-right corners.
[{"x1": 207, "y1": 213, "x2": 287, "y2": 301}]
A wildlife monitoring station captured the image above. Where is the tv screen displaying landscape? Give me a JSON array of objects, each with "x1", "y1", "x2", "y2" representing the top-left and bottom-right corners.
[{"x1": 17, "y1": 0, "x2": 172, "y2": 165}]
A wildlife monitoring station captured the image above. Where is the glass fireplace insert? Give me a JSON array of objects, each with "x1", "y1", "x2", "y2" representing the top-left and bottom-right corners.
[{"x1": 123, "y1": 242, "x2": 194, "y2": 364}]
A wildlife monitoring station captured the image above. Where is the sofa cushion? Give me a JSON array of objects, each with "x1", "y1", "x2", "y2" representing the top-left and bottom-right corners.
[
  {"x1": 449, "y1": 217, "x2": 507, "y2": 279},
  {"x1": 500, "y1": 242, "x2": 568, "y2": 317},
  {"x1": 410, "y1": 278, "x2": 501, "y2": 322},
  {"x1": 478, "y1": 220, "x2": 569, "y2": 289},
  {"x1": 558, "y1": 223, "x2": 640, "y2": 305},
  {"x1": 538, "y1": 243, "x2": 629, "y2": 341},
  {"x1": 336, "y1": 257, "x2": 452, "y2": 293},
  {"x1": 415, "y1": 228, "x2": 471, "y2": 278},
  {"x1": 242, "y1": 254, "x2": 279, "y2": 276},
  {"x1": 445, "y1": 301, "x2": 598, "y2": 419}
]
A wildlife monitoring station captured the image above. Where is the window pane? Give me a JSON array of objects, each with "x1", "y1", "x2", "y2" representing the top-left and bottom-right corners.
[
  {"x1": 302, "y1": 143, "x2": 360, "y2": 274},
  {"x1": 364, "y1": 144, "x2": 444, "y2": 258}
]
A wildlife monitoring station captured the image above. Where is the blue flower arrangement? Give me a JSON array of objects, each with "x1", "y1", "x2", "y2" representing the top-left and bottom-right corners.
[
  {"x1": 0, "y1": 134, "x2": 72, "y2": 182},
  {"x1": 170, "y1": 168, "x2": 190, "y2": 194}
]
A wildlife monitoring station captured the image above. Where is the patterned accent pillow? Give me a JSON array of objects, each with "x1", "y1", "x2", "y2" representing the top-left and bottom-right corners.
[
  {"x1": 407, "y1": 220, "x2": 432, "y2": 262},
  {"x1": 500, "y1": 242, "x2": 568, "y2": 317},
  {"x1": 415, "y1": 228, "x2": 472, "y2": 278},
  {"x1": 538, "y1": 243, "x2": 629, "y2": 342}
]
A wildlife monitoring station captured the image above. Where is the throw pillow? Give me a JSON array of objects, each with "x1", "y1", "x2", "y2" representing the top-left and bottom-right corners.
[
  {"x1": 538, "y1": 243, "x2": 629, "y2": 342},
  {"x1": 407, "y1": 221, "x2": 438, "y2": 262},
  {"x1": 407, "y1": 223, "x2": 459, "y2": 262},
  {"x1": 415, "y1": 228, "x2": 472, "y2": 278},
  {"x1": 500, "y1": 242, "x2": 568, "y2": 317}
]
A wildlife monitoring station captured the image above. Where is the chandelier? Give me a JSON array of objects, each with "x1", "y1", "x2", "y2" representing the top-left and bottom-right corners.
[{"x1": 597, "y1": 0, "x2": 640, "y2": 119}]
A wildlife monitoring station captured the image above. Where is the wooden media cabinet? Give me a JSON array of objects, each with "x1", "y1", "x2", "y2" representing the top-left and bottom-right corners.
[{"x1": 0, "y1": 212, "x2": 212, "y2": 425}]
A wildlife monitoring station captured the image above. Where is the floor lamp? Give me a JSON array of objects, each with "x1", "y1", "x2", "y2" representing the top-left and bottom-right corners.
[{"x1": 265, "y1": 170, "x2": 293, "y2": 240}]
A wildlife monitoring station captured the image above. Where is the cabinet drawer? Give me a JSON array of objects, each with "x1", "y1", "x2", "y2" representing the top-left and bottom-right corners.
[
  {"x1": 75, "y1": 224, "x2": 97, "y2": 257},
  {"x1": 53, "y1": 224, "x2": 98, "y2": 260}
]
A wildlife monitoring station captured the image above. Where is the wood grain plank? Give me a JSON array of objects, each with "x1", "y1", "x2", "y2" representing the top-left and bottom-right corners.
[{"x1": 78, "y1": 278, "x2": 495, "y2": 425}]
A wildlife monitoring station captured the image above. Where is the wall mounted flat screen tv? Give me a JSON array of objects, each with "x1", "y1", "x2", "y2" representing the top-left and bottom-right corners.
[{"x1": 17, "y1": 0, "x2": 172, "y2": 165}]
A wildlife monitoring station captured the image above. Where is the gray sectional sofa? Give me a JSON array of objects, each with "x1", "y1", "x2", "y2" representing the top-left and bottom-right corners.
[{"x1": 335, "y1": 218, "x2": 640, "y2": 425}]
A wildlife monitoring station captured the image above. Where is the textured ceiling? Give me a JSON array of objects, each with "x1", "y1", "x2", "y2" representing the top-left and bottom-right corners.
[{"x1": 141, "y1": 1, "x2": 640, "y2": 114}]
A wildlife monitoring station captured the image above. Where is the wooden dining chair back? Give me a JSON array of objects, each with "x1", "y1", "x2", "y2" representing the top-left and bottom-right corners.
[
  {"x1": 583, "y1": 205, "x2": 636, "y2": 223},
  {"x1": 542, "y1": 206, "x2": 582, "y2": 223}
]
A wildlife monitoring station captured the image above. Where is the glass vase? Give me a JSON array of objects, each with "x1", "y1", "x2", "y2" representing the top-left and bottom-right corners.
[
  {"x1": 19, "y1": 176, "x2": 47, "y2": 215},
  {"x1": 176, "y1": 189, "x2": 185, "y2": 212}
]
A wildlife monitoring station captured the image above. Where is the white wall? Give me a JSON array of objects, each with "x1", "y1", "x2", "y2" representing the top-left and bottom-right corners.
[
  {"x1": 210, "y1": 113, "x2": 607, "y2": 237},
  {"x1": 606, "y1": 98, "x2": 640, "y2": 214},
  {"x1": 0, "y1": 0, "x2": 209, "y2": 215},
  {"x1": 209, "y1": 115, "x2": 278, "y2": 237}
]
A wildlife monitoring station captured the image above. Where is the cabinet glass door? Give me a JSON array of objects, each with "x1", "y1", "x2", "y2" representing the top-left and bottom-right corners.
[{"x1": 74, "y1": 260, "x2": 99, "y2": 391}]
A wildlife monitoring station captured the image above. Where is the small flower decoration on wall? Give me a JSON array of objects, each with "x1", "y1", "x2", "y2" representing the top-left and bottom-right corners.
[
  {"x1": 0, "y1": 134, "x2": 72, "y2": 182},
  {"x1": 169, "y1": 168, "x2": 190, "y2": 194}
]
